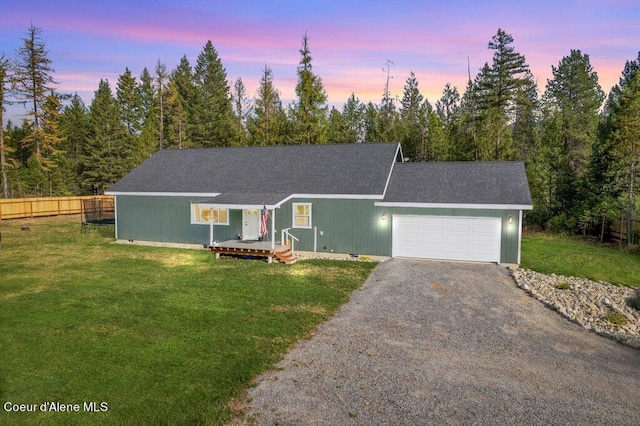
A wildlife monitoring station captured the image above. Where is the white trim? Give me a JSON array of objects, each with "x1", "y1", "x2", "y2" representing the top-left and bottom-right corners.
[
  {"x1": 292, "y1": 202, "x2": 312, "y2": 229},
  {"x1": 375, "y1": 201, "x2": 533, "y2": 210},
  {"x1": 191, "y1": 204, "x2": 230, "y2": 225},
  {"x1": 517, "y1": 210, "x2": 523, "y2": 265},
  {"x1": 381, "y1": 143, "x2": 402, "y2": 198},
  {"x1": 271, "y1": 208, "x2": 276, "y2": 250},
  {"x1": 113, "y1": 196, "x2": 118, "y2": 240},
  {"x1": 106, "y1": 191, "x2": 221, "y2": 197},
  {"x1": 200, "y1": 203, "x2": 279, "y2": 210},
  {"x1": 107, "y1": 191, "x2": 385, "y2": 201},
  {"x1": 288, "y1": 193, "x2": 383, "y2": 200}
]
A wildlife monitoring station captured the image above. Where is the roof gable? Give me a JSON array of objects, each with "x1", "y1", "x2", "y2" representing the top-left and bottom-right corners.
[{"x1": 107, "y1": 143, "x2": 400, "y2": 197}]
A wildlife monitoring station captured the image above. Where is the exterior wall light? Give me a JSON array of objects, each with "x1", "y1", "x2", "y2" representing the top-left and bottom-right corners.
[
  {"x1": 508, "y1": 216, "x2": 513, "y2": 224},
  {"x1": 381, "y1": 212, "x2": 387, "y2": 220}
]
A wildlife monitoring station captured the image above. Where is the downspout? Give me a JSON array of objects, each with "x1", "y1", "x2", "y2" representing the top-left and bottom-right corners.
[{"x1": 209, "y1": 208, "x2": 214, "y2": 246}]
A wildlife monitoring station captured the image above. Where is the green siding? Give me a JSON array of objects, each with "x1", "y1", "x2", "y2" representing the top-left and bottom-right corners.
[
  {"x1": 116, "y1": 195, "x2": 242, "y2": 245},
  {"x1": 277, "y1": 199, "x2": 522, "y2": 264},
  {"x1": 116, "y1": 195, "x2": 523, "y2": 263}
]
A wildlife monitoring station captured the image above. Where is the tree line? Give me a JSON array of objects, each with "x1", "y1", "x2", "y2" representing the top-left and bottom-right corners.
[{"x1": 0, "y1": 25, "x2": 639, "y2": 244}]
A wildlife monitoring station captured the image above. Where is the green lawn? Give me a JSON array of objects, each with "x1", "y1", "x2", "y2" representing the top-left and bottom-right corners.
[
  {"x1": 0, "y1": 216, "x2": 375, "y2": 425},
  {"x1": 521, "y1": 233, "x2": 640, "y2": 287}
]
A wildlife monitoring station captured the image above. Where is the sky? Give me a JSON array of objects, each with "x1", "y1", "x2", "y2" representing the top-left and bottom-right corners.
[{"x1": 1, "y1": 0, "x2": 639, "y2": 123}]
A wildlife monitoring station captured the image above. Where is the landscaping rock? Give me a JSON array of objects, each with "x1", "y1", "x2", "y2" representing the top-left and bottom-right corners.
[{"x1": 511, "y1": 268, "x2": 640, "y2": 349}]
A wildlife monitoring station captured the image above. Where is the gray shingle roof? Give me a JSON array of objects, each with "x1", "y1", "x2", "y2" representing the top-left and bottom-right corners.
[
  {"x1": 382, "y1": 162, "x2": 532, "y2": 207},
  {"x1": 107, "y1": 143, "x2": 400, "y2": 196}
]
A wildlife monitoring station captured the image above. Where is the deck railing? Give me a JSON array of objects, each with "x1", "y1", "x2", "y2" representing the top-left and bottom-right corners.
[{"x1": 281, "y1": 228, "x2": 299, "y2": 255}]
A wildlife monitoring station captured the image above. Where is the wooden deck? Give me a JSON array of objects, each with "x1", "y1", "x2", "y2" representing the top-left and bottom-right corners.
[{"x1": 209, "y1": 240, "x2": 298, "y2": 264}]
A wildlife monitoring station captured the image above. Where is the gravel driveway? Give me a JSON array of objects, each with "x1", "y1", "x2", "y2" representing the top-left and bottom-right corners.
[{"x1": 241, "y1": 259, "x2": 640, "y2": 425}]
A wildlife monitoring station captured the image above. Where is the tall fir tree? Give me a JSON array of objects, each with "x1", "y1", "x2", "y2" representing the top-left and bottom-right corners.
[
  {"x1": 116, "y1": 68, "x2": 142, "y2": 169},
  {"x1": 81, "y1": 80, "x2": 129, "y2": 193},
  {"x1": 0, "y1": 54, "x2": 18, "y2": 198},
  {"x1": 608, "y1": 72, "x2": 640, "y2": 244},
  {"x1": 473, "y1": 29, "x2": 533, "y2": 160},
  {"x1": 116, "y1": 68, "x2": 142, "y2": 135},
  {"x1": 60, "y1": 93, "x2": 89, "y2": 189},
  {"x1": 164, "y1": 80, "x2": 188, "y2": 149},
  {"x1": 247, "y1": 65, "x2": 287, "y2": 146},
  {"x1": 170, "y1": 55, "x2": 196, "y2": 145},
  {"x1": 436, "y1": 83, "x2": 462, "y2": 160},
  {"x1": 326, "y1": 107, "x2": 348, "y2": 143},
  {"x1": 138, "y1": 67, "x2": 158, "y2": 160},
  {"x1": 155, "y1": 60, "x2": 168, "y2": 149},
  {"x1": 342, "y1": 93, "x2": 365, "y2": 143},
  {"x1": 13, "y1": 24, "x2": 57, "y2": 158},
  {"x1": 378, "y1": 60, "x2": 400, "y2": 142},
  {"x1": 232, "y1": 77, "x2": 251, "y2": 145},
  {"x1": 543, "y1": 50, "x2": 604, "y2": 219},
  {"x1": 399, "y1": 71, "x2": 426, "y2": 161},
  {"x1": 192, "y1": 41, "x2": 237, "y2": 146},
  {"x1": 291, "y1": 32, "x2": 328, "y2": 144}
]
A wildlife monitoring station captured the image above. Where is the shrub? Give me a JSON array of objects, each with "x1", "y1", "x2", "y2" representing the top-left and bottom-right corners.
[
  {"x1": 556, "y1": 282, "x2": 570, "y2": 290},
  {"x1": 626, "y1": 295, "x2": 640, "y2": 311},
  {"x1": 604, "y1": 312, "x2": 628, "y2": 325}
]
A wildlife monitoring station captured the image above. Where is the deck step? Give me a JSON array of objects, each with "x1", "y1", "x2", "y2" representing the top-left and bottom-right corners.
[{"x1": 275, "y1": 249, "x2": 298, "y2": 264}]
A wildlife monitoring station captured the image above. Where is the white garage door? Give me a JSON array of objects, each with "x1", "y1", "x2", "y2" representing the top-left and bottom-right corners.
[{"x1": 392, "y1": 215, "x2": 501, "y2": 262}]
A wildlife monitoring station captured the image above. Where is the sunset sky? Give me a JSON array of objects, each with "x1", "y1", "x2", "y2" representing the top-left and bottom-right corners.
[{"x1": 1, "y1": 0, "x2": 639, "y2": 122}]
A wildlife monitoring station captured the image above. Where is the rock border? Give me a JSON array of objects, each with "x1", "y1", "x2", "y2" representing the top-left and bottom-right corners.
[{"x1": 510, "y1": 268, "x2": 640, "y2": 349}]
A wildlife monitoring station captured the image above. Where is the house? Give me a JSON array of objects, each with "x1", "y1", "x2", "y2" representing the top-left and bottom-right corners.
[{"x1": 106, "y1": 142, "x2": 532, "y2": 264}]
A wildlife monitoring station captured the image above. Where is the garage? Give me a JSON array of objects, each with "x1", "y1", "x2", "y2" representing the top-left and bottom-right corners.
[{"x1": 392, "y1": 215, "x2": 501, "y2": 262}]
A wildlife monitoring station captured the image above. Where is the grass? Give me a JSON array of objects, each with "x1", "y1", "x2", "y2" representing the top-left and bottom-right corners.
[
  {"x1": 604, "y1": 312, "x2": 628, "y2": 325},
  {"x1": 0, "y1": 216, "x2": 376, "y2": 425},
  {"x1": 521, "y1": 233, "x2": 640, "y2": 288}
]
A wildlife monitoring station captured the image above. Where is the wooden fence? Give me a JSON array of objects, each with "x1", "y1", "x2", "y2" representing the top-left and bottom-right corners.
[{"x1": 0, "y1": 195, "x2": 114, "y2": 220}]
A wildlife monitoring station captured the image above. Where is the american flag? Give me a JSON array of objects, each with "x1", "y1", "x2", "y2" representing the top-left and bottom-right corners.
[{"x1": 260, "y1": 205, "x2": 270, "y2": 237}]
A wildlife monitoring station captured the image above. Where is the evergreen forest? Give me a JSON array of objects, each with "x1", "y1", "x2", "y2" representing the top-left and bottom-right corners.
[{"x1": 1, "y1": 25, "x2": 639, "y2": 244}]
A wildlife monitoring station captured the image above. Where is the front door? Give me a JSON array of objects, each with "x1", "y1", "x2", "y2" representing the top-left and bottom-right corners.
[{"x1": 242, "y1": 209, "x2": 260, "y2": 240}]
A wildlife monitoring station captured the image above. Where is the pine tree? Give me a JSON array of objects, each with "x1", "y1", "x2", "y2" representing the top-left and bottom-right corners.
[
  {"x1": 436, "y1": 83, "x2": 461, "y2": 160},
  {"x1": 138, "y1": 67, "x2": 158, "y2": 159},
  {"x1": 170, "y1": 55, "x2": 196, "y2": 144},
  {"x1": 423, "y1": 102, "x2": 448, "y2": 161},
  {"x1": 609, "y1": 72, "x2": 640, "y2": 245},
  {"x1": 0, "y1": 54, "x2": 17, "y2": 198},
  {"x1": 399, "y1": 71, "x2": 426, "y2": 161},
  {"x1": 232, "y1": 77, "x2": 251, "y2": 145},
  {"x1": 291, "y1": 32, "x2": 328, "y2": 144},
  {"x1": 363, "y1": 102, "x2": 381, "y2": 142},
  {"x1": 247, "y1": 65, "x2": 287, "y2": 146},
  {"x1": 13, "y1": 24, "x2": 57, "y2": 157},
  {"x1": 116, "y1": 67, "x2": 142, "y2": 135},
  {"x1": 60, "y1": 94, "x2": 89, "y2": 188},
  {"x1": 473, "y1": 29, "x2": 534, "y2": 160},
  {"x1": 116, "y1": 68, "x2": 142, "y2": 170},
  {"x1": 543, "y1": 50, "x2": 604, "y2": 218},
  {"x1": 155, "y1": 60, "x2": 168, "y2": 149},
  {"x1": 81, "y1": 80, "x2": 129, "y2": 193},
  {"x1": 164, "y1": 80, "x2": 188, "y2": 149},
  {"x1": 342, "y1": 93, "x2": 365, "y2": 143},
  {"x1": 378, "y1": 60, "x2": 400, "y2": 142},
  {"x1": 192, "y1": 41, "x2": 237, "y2": 146},
  {"x1": 326, "y1": 107, "x2": 348, "y2": 143}
]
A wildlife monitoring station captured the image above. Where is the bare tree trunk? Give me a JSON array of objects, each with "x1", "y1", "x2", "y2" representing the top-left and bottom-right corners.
[
  {"x1": 627, "y1": 162, "x2": 636, "y2": 246},
  {"x1": 0, "y1": 123, "x2": 8, "y2": 198}
]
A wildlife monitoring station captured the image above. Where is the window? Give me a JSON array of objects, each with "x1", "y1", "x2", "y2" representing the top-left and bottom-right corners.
[
  {"x1": 191, "y1": 203, "x2": 229, "y2": 225},
  {"x1": 292, "y1": 203, "x2": 312, "y2": 228}
]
